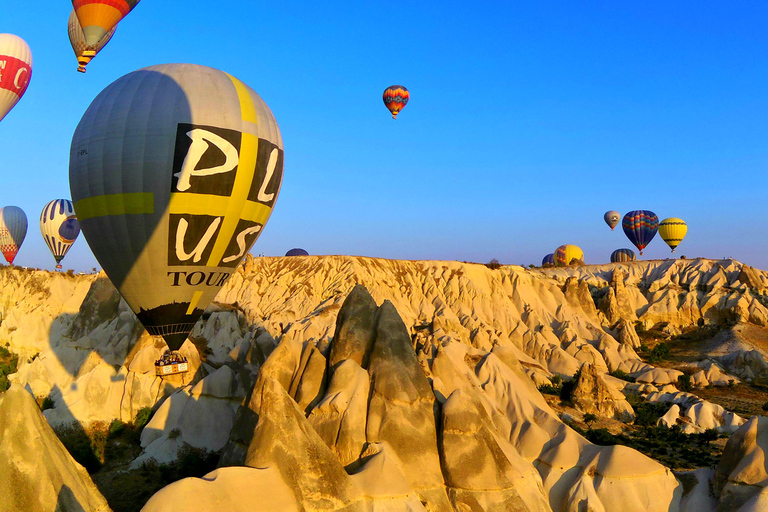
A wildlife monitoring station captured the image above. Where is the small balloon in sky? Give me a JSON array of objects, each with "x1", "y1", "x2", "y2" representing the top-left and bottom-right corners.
[
  {"x1": 0, "y1": 34, "x2": 32, "y2": 123},
  {"x1": 383, "y1": 85, "x2": 409, "y2": 119},
  {"x1": 622, "y1": 210, "x2": 658, "y2": 256},
  {"x1": 40, "y1": 199, "x2": 80, "y2": 268},
  {"x1": 658, "y1": 217, "x2": 687, "y2": 253},
  {"x1": 68, "y1": 9, "x2": 117, "y2": 73},
  {"x1": 0, "y1": 205, "x2": 28, "y2": 265},
  {"x1": 604, "y1": 210, "x2": 620, "y2": 231},
  {"x1": 72, "y1": 0, "x2": 139, "y2": 47}
]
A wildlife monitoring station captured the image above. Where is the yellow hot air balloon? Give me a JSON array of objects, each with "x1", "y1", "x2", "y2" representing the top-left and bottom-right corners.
[
  {"x1": 68, "y1": 9, "x2": 116, "y2": 73},
  {"x1": 70, "y1": 64, "x2": 283, "y2": 374},
  {"x1": 554, "y1": 244, "x2": 584, "y2": 266},
  {"x1": 658, "y1": 218, "x2": 687, "y2": 253},
  {"x1": 72, "y1": 0, "x2": 139, "y2": 47}
]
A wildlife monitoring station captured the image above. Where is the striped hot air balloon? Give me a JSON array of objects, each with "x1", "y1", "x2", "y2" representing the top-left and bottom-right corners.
[
  {"x1": 0, "y1": 206, "x2": 28, "y2": 265},
  {"x1": 68, "y1": 9, "x2": 117, "y2": 73},
  {"x1": 383, "y1": 85, "x2": 409, "y2": 119},
  {"x1": 0, "y1": 34, "x2": 32, "y2": 123},
  {"x1": 610, "y1": 248, "x2": 636, "y2": 263},
  {"x1": 554, "y1": 244, "x2": 584, "y2": 266},
  {"x1": 72, "y1": 0, "x2": 139, "y2": 47},
  {"x1": 40, "y1": 199, "x2": 80, "y2": 268},
  {"x1": 622, "y1": 210, "x2": 658, "y2": 255},
  {"x1": 659, "y1": 218, "x2": 687, "y2": 253},
  {"x1": 542, "y1": 253, "x2": 555, "y2": 266}
]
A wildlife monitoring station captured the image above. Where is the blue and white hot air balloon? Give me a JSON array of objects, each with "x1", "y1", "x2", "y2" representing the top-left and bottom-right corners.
[{"x1": 40, "y1": 199, "x2": 80, "y2": 268}]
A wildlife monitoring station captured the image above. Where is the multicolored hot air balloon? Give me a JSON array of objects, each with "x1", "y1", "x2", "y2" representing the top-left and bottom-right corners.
[
  {"x1": 604, "y1": 210, "x2": 620, "y2": 231},
  {"x1": 285, "y1": 248, "x2": 308, "y2": 256},
  {"x1": 555, "y1": 244, "x2": 584, "y2": 266},
  {"x1": 542, "y1": 253, "x2": 555, "y2": 266},
  {"x1": 68, "y1": 9, "x2": 116, "y2": 73},
  {"x1": 0, "y1": 34, "x2": 32, "y2": 123},
  {"x1": 0, "y1": 206, "x2": 28, "y2": 265},
  {"x1": 383, "y1": 85, "x2": 409, "y2": 119},
  {"x1": 622, "y1": 210, "x2": 658, "y2": 255},
  {"x1": 72, "y1": 0, "x2": 139, "y2": 47},
  {"x1": 610, "y1": 248, "x2": 636, "y2": 263},
  {"x1": 658, "y1": 218, "x2": 687, "y2": 253},
  {"x1": 70, "y1": 64, "x2": 283, "y2": 361},
  {"x1": 40, "y1": 199, "x2": 80, "y2": 268}
]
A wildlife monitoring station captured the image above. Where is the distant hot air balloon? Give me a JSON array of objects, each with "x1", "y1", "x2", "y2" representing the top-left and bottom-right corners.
[
  {"x1": 70, "y1": 64, "x2": 283, "y2": 366},
  {"x1": 383, "y1": 85, "x2": 409, "y2": 119},
  {"x1": 0, "y1": 206, "x2": 28, "y2": 265},
  {"x1": 68, "y1": 9, "x2": 116, "y2": 73},
  {"x1": 285, "y1": 248, "x2": 308, "y2": 256},
  {"x1": 40, "y1": 199, "x2": 80, "y2": 268},
  {"x1": 604, "y1": 210, "x2": 620, "y2": 231},
  {"x1": 0, "y1": 34, "x2": 32, "y2": 123},
  {"x1": 610, "y1": 248, "x2": 636, "y2": 263},
  {"x1": 542, "y1": 253, "x2": 555, "y2": 266},
  {"x1": 658, "y1": 218, "x2": 687, "y2": 253},
  {"x1": 554, "y1": 244, "x2": 584, "y2": 266},
  {"x1": 72, "y1": 0, "x2": 139, "y2": 47},
  {"x1": 622, "y1": 210, "x2": 658, "y2": 256}
]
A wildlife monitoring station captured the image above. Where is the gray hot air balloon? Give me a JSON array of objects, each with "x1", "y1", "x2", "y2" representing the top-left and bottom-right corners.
[
  {"x1": 0, "y1": 206, "x2": 27, "y2": 265},
  {"x1": 604, "y1": 210, "x2": 620, "y2": 231},
  {"x1": 69, "y1": 64, "x2": 283, "y2": 363}
]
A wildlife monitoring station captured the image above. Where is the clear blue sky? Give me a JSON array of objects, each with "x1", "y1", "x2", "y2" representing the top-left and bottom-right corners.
[{"x1": 2, "y1": 1, "x2": 767, "y2": 271}]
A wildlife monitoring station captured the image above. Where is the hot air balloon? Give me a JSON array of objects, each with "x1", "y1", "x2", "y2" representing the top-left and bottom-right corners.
[
  {"x1": 0, "y1": 34, "x2": 32, "y2": 123},
  {"x1": 40, "y1": 199, "x2": 80, "y2": 268},
  {"x1": 542, "y1": 253, "x2": 555, "y2": 267},
  {"x1": 0, "y1": 206, "x2": 27, "y2": 265},
  {"x1": 383, "y1": 85, "x2": 409, "y2": 119},
  {"x1": 604, "y1": 210, "x2": 620, "y2": 231},
  {"x1": 622, "y1": 210, "x2": 658, "y2": 255},
  {"x1": 610, "y1": 248, "x2": 636, "y2": 263},
  {"x1": 72, "y1": 0, "x2": 139, "y2": 47},
  {"x1": 554, "y1": 244, "x2": 584, "y2": 266},
  {"x1": 285, "y1": 248, "x2": 308, "y2": 256},
  {"x1": 70, "y1": 64, "x2": 283, "y2": 375},
  {"x1": 658, "y1": 218, "x2": 687, "y2": 253},
  {"x1": 68, "y1": 9, "x2": 117, "y2": 73}
]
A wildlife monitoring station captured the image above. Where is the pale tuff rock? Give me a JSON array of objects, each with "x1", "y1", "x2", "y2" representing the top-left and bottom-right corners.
[
  {"x1": 677, "y1": 468, "x2": 718, "y2": 512},
  {"x1": 0, "y1": 384, "x2": 111, "y2": 512},
  {"x1": 570, "y1": 362, "x2": 635, "y2": 422},
  {"x1": 714, "y1": 416, "x2": 768, "y2": 511},
  {"x1": 654, "y1": 396, "x2": 745, "y2": 434}
]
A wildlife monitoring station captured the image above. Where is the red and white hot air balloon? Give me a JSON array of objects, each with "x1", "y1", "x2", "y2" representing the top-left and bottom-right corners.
[{"x1": 0, "y1": 34, "x2": 32, "y2": 123}]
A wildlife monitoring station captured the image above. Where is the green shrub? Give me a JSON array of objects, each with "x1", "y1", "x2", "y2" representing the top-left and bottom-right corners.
[
  {"x1": 485, "y1": 259, "x2": 501, "y2": 270},
  {"x1": 583, "y1": 413, "x2": 598, "y2": 426},
  {"x1": 0, "y1": 374, "x2": 8, "y2": 392},
  {"x1": 609, "y1": 370, "x2": 636, "y2": 383},
  {"x1": 134, "y1": 407, "x2": 153, "y2": 431},
  {"x1": 538, "y1": 384, "x2": 561, "y2": 396},
  {"x1": 634, "y1": 401, "x2": 670, "y2": 426},
  {"x1": 41, "y1": 396, "x2": 55, "y2": 411},
  {"x1": 678, "y1": 374, "x2": 693, "y2": 392},
  {"x1": 108, "y1": 419, "x2": 126, "y2": 439}
]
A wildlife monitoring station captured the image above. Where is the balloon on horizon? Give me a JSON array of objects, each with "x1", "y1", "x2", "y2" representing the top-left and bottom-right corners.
[
  {"x1": 383, "y1": 85, "x2": 409, "y2": 119},
  {"x1": 0, "y1": 34, "x2": 32, "y2": 123},
  {"x1": 554, "y1": 244, "x2": 583, "y2": 266},
  {"x1": 622, "y1": 210, "x2": 658, "y2": 256},
  {"x1": 0, "y1": 206, "x2": 28, "y2": 265},
  {"x1": 71, "y1": 0, "x2": 139, "y2": 47},
  {"x1": 285, "y1": 248, "x2": 309, "y2": 256},
  {"x1": 68, "y1": 9, "x2": 117, "y2": 73},
  {"x1": 604, "y1": 210, "x2": 620, "y2": 231},
  {"x1": 659, "y1": 217, "x2": 687, "y2": 253},
  {"x1": 610, "y1": 248, "x2": 636, "y2": 263},
  {"x1": 542, "y1": 253, "x2": 555, "y2": 266},
  {"x1": 40, "y1": 199, "x2": 80, "y2": 268},
  {"x1": 69, "y1": 63, "x2": 284, "y2": 352}
]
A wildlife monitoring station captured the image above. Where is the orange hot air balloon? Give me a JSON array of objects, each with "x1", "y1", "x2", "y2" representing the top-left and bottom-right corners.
[
  {"x1": 0, "y1": 34, "x2": 32, "y2": 123},
  {"x1": 68, "y1": 9, "x2": 117, "y2": 73},
  {"x1": 72, "y1": 0, "x2": 139, "y2": 47},
  {"x1": 383, "y1": 85, "x2": 409, "y2": 119}
]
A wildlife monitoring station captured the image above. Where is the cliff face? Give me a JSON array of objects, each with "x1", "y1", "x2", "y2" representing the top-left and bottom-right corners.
[{"x1": 3, "y1": 257, "x2": 768, "y2": 511}]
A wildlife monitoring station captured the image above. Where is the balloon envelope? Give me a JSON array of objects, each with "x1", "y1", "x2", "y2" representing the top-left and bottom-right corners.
[
  {"x1": 68, "y1": 9, "x2": 116, "y2": 72},
  {"x1": 622, "y1": 210, "x2": 658, "y2": 255},
  {"x1": 72, "y1": 0, "x2": 139, "y2": 46},
  {"x1": 0, "y1": 206, "x2": 28, "y2": 264},
  {"x1": 285, "y1": 248, "x2": 308, "y2": 256},
  {"x1": 383, "y1": 85, "x2": 409, "y2": 119},
  {"x1": 40, "y1": 199, "x2": 80, "y2": 265},
  {"x1": 555, "y1": 244, "x2": 583, "y2": 266},
  {"x1": 69, "y1": 64, "x2": 284, "y2": 351},
  {"x1": 0, "y1": 34, "x2": 32, "y2": 122},
  {"x1": 604, "y1": 210, "x2": 620, "y2": 230},
  {"x1": 542, "y1": 253, "x2": 555, "y2": 266},
  {"x1": 658, "y1": 218, "x2": 687, "y2": 253},
  {"x1": 610, "y1": 248, "x2": 636, "y2": 263}
]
